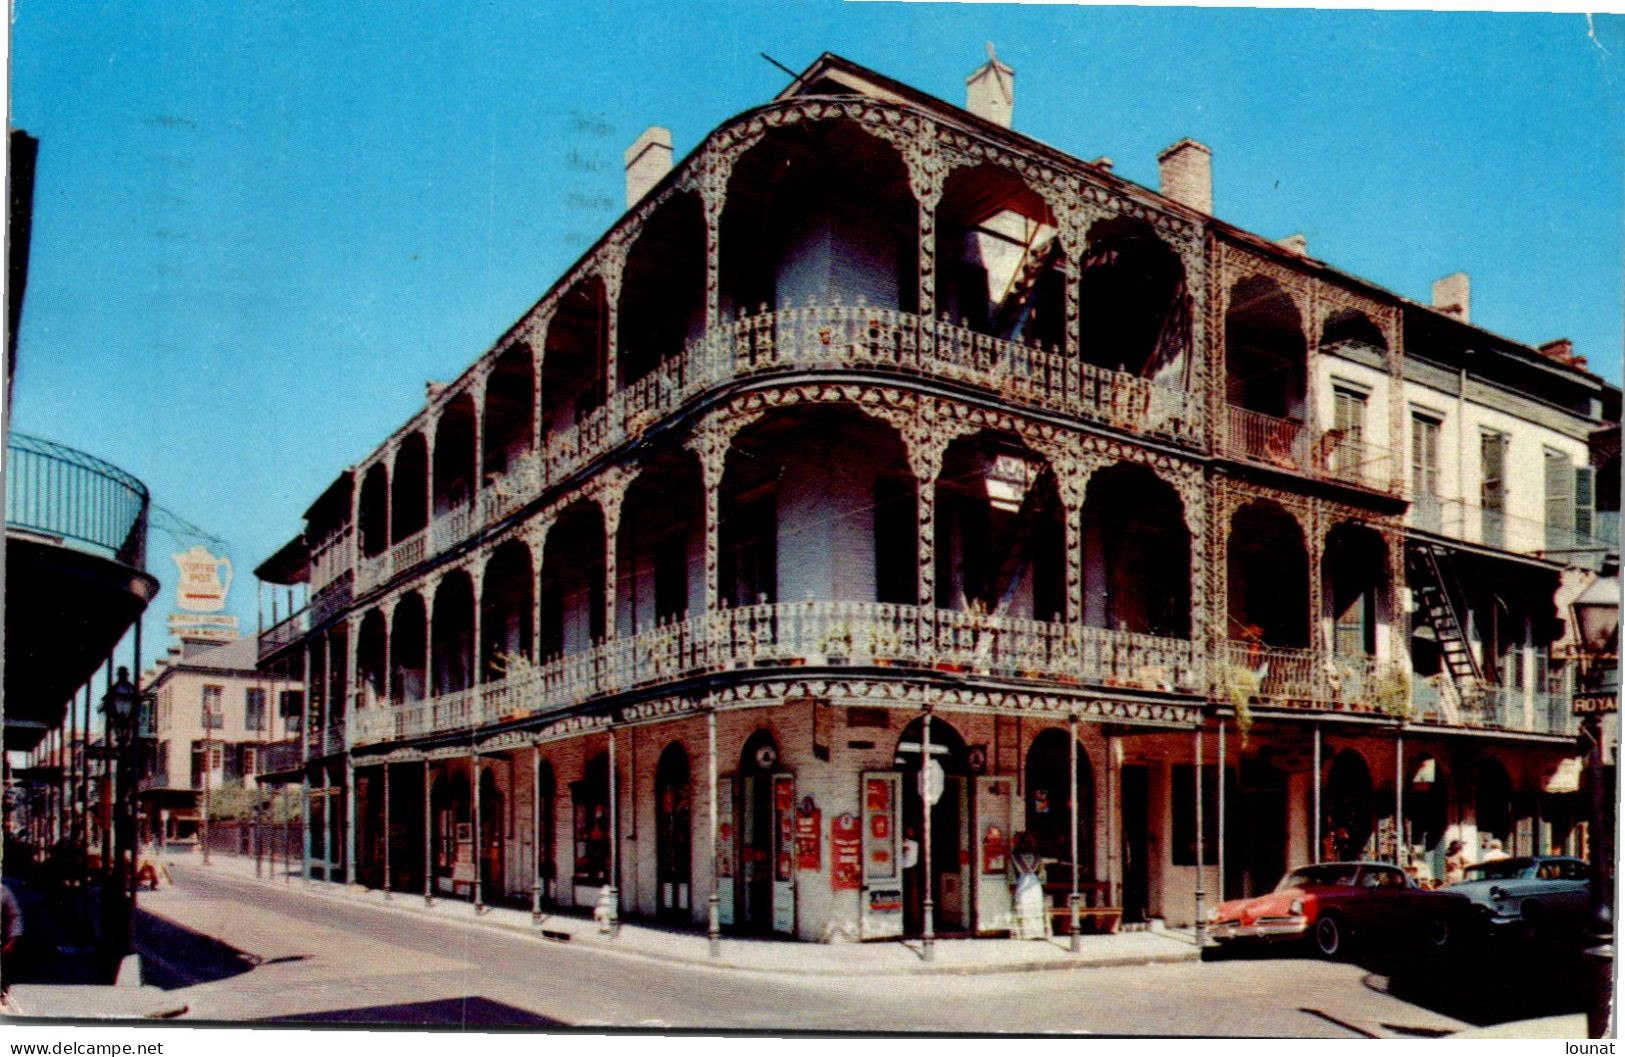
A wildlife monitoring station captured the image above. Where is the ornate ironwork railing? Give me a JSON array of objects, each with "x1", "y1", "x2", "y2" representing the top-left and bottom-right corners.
[
  {"x1": 438, "y1": 304, "x2": 1198, "y2": 549},
  {"x1": 351, "y1": 601, "x2": 1204, "y2": 745},
  {"x1": 1220, "y1": 405, "x2": 1398, "y2": 495},
  {"x1": 5, "y1": 431, "x2": 151, "y2": 568}
]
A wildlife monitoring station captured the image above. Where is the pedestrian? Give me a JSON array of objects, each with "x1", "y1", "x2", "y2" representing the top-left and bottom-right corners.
[
  {"x1": 1009, "y1": 832, "x2": 1047, "y2": 940},
  {"x1": 1, "y1": 878, "x2": 23, "y2": 1002},
  {"x1": 1443, "y1": 840, "x2": 1469, "y2": 884},
  {"x1": 1481, "y1": 837, "x2": 1509, "y2": 863}
]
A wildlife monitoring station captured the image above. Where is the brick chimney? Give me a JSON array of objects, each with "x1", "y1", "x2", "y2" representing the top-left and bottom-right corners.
[
  {"x1": 1432, "y1": 272, "x2": 1470, "y2": 323},
  {"x1": 1157, "y1": 139, "x2": 1212, "y2": 214},
  {"x1": 1539, "y1": 338, "x2": 1583, "y2": 367},
  {"x1": 624, "y1": 126, "x2": 673, "y2": 208},
  {"x1": 966, "y1": 44, "x2": 1014, "y2": 128}
]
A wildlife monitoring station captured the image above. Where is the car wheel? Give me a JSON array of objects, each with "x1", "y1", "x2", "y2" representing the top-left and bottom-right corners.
[
  {"x1": 1424, "y1": 915, "x2": 1451, "y2": 949},
  {"x1": 1313, "y1": 914, "x2": 1344, "y2": 959}
]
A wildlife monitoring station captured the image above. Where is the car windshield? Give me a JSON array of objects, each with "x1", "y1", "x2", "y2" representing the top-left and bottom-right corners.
[
  {"x1": 1277, "y1": 865, "x2": 1358, "y2": 890},
  {"x1": 1460, "y1": 858, "x2": 1538, "y2": 882}
]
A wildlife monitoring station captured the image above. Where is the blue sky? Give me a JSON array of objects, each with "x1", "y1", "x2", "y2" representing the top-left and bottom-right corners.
[{"x1": 9, "y1": 2, "x2": 1623, "y2": 676}]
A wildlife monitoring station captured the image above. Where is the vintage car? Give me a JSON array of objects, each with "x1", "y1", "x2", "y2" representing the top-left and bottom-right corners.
[
  {"x1": 1206, "y1": 861, "x2": 1468, "y2": 958},
  {"x1": 1448, "y1": 855, "x2": 1591, "y2": 938}
]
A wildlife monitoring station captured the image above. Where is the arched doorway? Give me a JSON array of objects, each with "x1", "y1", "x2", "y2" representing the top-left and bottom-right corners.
[
  {"x1": 735, "y1": 730, "x2": 789, "y2": 933},
  {"x1": 571, "y1": 754, "x2": 612, "y2": 898},
  {"x1": 1406, "y1": 756, "x2": 1448, "y2": 879},
  {"x1": 895, "y1": 716, "x2": 971, "y2": 936},
  {"x1": 1323, "y1": 750, "x2": 1373, "y2": 861},
  {"x1": 479, "y1": 767, "x2": 503, "y2": 899},
  {"x1": 656, "y1": 743, "x2": 693, "y2": 920},
  {"x1": 1023, "y1": 729, "x2": 1094, "y2": 883}
]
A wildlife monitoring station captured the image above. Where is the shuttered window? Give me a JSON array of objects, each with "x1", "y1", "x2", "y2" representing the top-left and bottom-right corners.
[
  {"x1": 1545, "y1": 448, "x2": 1574, "y2": 551},
  {"x1": 1576, "y1": 465, "x2": 1597, "y2": 541},
  {"x1": 1481, "y1": 432, "x2": 1507, "y2": 547}
]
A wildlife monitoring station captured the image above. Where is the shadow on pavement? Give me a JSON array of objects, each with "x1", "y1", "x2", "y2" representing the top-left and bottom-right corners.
[
  {"x1": 260, "y1": 996, "x2": 566, "y2": 1028},
  {"x1": 135, "y1": 908, "x2": 263, "y2": 990},
  {"x1": 1201, "y1": 930, "x2": 1589, "y2": 1028}
]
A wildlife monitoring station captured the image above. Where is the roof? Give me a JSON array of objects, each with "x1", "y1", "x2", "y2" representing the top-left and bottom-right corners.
[{"x1": 147, "y1": 634, "x2": 271, "y2": 681}]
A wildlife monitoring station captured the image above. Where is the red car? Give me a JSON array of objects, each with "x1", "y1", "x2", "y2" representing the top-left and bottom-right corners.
[{"x1": 1206, "y1": 861, "x2": 1467, "y2": 958}]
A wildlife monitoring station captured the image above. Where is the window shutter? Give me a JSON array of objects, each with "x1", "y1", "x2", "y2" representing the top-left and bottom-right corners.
[
  {"x1": 1576, "y1": 465, "x2": 1597, "y2": 540},
  {"x1": 1545, "y1": 449, "x2": 1574, "y2": 551}
]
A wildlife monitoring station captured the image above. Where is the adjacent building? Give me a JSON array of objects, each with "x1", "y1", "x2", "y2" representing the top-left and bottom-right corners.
[
  {"x1": 138, "y1": 633, "x2": 303, "y2": 848},
  {"x1": 259, "y1": 52, "x2": 1620, "y2": 939}
]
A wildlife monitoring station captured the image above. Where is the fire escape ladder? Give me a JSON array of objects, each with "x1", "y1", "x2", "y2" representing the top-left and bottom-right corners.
[
  {"x1": 987, "y1": 489, "x2": 1046, "y2": 616},
  {"x1": 1405, "y1": 540, "x2": 1482, "y2": 687},
  {"x1": 991, "y1": 233, "x2": 1061, "y2": 341}
]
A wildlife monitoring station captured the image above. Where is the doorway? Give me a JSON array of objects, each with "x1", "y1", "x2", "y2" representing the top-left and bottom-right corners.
[
  {"x1": 895, "y1": 716, "x2": 970, "y2": 936},
  {"x1": 656, "y1": 742, "x2": 693, "y2": 920},
  {"x1": 1120, "y1": 765, "x2": 1150, "y2": 923},
  {"x1": 1024, "y1": 729, "x2": 1095, "y2": 885},
  {"x1": 1232, "y1": 760, "x2": 1286, "y2": 897},
  {"x1": 737, "y1": 730, "x2": 780, "y2": 932},
  {"x1": 479, "y1": 767, "x2": 504, "y2": 898}
]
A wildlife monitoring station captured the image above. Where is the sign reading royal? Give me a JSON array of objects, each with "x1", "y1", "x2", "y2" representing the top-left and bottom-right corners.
[{"x1": 173, "y1": 545, "x2": 233, "y2": 613}]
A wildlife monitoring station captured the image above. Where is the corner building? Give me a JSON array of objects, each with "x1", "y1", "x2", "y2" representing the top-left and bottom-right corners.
[{"x1": 261, "y1": 53, "x2": 1621, "y2": 940}]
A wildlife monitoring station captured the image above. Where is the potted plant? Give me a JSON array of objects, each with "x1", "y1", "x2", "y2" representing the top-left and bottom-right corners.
[{"x1": 1224, "y1": 664, "x2": 1262, "y2": 747}]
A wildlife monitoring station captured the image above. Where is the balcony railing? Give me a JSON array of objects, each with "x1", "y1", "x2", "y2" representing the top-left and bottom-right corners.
[
  {"x1": 259, "y1": 606, "x2": 310, "y2": 660},
  {"x1": 351, "y1": 601, "x2": 1204, "y2": 745},
  {"x1": 1411, "y1": 674, "x2": 1574, "y2": 735},
  {"x1": 343, "y1": 305, "x2": 1204, "y2": 595},
  {"x1": 1223, "y1": 643, "x2": 1411, "y2": 715},
  {"x1": 1220, "y1": 406, "x2": 1398, "y2": 494},
  {"x1": 5, "y1": 432, "x2": 150, "y2": 568}
]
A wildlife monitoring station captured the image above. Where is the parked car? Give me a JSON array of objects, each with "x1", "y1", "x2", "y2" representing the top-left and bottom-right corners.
[
  {"x1": 1206, "y1": 861, "x2": 1468, "y2": 958},
  {"x1": 1448, "y1": 855, "x2": 1591, "y2": 939}
]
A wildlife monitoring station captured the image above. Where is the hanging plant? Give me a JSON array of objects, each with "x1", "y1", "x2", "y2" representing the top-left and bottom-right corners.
[
  {"x1": 1373, "y1": 666, "x2": 1413, "y2": 720},
  {"x1": 1225, "y1": 664, "x2": 1261, "y2": 748}
]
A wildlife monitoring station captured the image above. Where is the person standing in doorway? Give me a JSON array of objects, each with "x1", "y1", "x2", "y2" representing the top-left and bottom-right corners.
[{"x1": 1009, "y1": 832, "x2": 1047, "y2": 940}]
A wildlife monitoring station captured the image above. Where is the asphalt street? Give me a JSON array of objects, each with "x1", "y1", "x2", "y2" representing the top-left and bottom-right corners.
[{"x1": 133, "y1": 867, "x2": 1472, "y2": 1036}]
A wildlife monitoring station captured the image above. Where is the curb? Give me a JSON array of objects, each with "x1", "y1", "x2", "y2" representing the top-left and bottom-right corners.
[{"x1": 166, "y1": 864, "x2": 1201, "y2": 978}]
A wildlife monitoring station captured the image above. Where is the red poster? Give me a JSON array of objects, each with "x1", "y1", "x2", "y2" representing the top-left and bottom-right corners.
[
  {"x1": 866, "y1": 778, "x2": 890, "y2": 812},
  {"x1": 831, "y1": 812, "x2": 862, "y2": 891},
  {"x1": 982, "y1": 824, "x2": 1007, "y2": 875},
  {"x1": 795, "y1": 796, "x2": 822, "y2": 871}
]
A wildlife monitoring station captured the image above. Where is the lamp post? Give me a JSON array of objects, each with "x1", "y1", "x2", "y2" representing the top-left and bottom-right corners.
[
  {"x1": 1571, "y1": 570, "x2": 1618, "y2": 1040},
  {"x1": 101, "y1": 667, "x2": 140, "y2": 971}
]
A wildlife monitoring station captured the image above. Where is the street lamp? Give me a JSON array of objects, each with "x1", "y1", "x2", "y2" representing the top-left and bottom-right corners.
[
  {"x1": 1570, "y1": 571, "x2": 1618, "y2": 1040},
  {"x1": 101, "y1": 667, "x2": 140, "y2": 972}
]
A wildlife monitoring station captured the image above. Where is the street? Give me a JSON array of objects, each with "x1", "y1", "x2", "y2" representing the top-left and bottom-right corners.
[{"x1": 123, "y1": 866, "x2": 1476, "y2": 1036}]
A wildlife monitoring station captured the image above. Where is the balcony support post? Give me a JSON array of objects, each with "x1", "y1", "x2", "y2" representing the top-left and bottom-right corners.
[
  {"x1": 383, "y1": 762, "x2": 392, "y2": 898},
  {"x1": 345, "y1": 754, "x2": 357, "y2": 887},
  {"x1": 1217, "y1": 719, "x2": 1226, "y2": 903},
  {"x1": 424, "y1": 759, "x2": 434, "y2": 906},
  {"x1": 1194, "y1": 722, "x2": 1207, "y2": 947},
  {"x1": 1312, "y1": 723, "x2": 1323, "y2": 863},
  {"x1": 300, "y1": 772, "x2": 311, "y2": 884},
  {"x1": 605, "y1": 726, "x2": 621, "y2": 934},
  {"x1": 707, "y1": 707, "x2": 721, "y2": 958},
  {"x1": 1394, "y1": 733, "x2": 1405, "y2": 868},
  {"x1": 533, "y1": 745, "x2": 545, "y2": 924},
  {"x1": 1068, "y1": 713, "x2": 1081, "y2": 954},
  {"x1": 472, "y1": 750, "x2": 484, "y2": 913}
]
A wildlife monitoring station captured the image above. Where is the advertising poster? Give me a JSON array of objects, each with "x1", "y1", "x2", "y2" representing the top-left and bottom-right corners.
[
  {"x1": 830, "y1": 812, "x2": 862, "y2": 891},
  {"x1": 795, "y1": 795, "x2": 821, "y2": 871}
]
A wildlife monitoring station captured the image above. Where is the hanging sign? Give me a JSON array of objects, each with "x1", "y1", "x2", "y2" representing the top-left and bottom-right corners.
[
  {"x1": 172, "y1": 545, "x2": 233, "y2": 613},
  {"x1": 831, "y1": 812, "x2": 862, "y2": 891},
  {"x1": 795, "y1": 795, "x2": 822, "y2": 871}
]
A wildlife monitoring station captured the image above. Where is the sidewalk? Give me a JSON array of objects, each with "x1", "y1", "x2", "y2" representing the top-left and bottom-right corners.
[{"x1": 167, "y1": 853, "x2": 1202, "y2": 977}]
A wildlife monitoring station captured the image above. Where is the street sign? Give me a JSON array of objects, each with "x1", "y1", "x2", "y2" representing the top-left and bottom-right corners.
[{"x1": 1573, "y1": 693, "x2": 1618, "y2": 716}]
